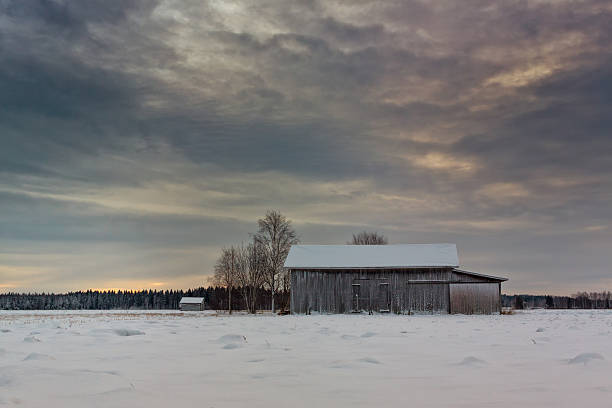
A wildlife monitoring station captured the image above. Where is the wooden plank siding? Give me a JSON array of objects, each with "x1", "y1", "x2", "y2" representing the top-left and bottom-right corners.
[
  {"x1": 290, "y1": 268, "x2": 502, "y2": 315},
  {"x1": 179, "y1": 303, "x2": 205, "y2": 311},
  {"x1": 449, "y1": 283, "x2": 501, "y2": 314},
  {"x1": 405, "y1": 283, "x2": 449, "y2": 314}
]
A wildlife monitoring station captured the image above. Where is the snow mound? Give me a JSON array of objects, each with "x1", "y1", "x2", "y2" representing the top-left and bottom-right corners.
[
  {"x1": 24, "y1": 353, "x2": 55, "y2": 361},
  {"x1": 113, "y1": 329, "x2": 145, "y2": 337},
  {"x1": 218, "y1": 334, "x2": 247, "y2": 349},
  {"x1": 340, "y1": 334, "x2": 358, "y2": 340},
  {"x1": 360, "y1": 331, "x2": 377, "y2": 338},
  {"x1": 23, "y1": 336, "x2": 41, "y2": 343},
  {"x1": 458, "y1": 356, "x2": 487, "y2": 366},
  {"x1": 248, "y1": 358, "x2": 265, "y2": 363},
  {"x1": 217, "y1": 334, "x2": 246, "y2": 344},
  {"x1": 568, "y1": 353, "x2": 605, "y2": 365},
  {"x1": 359, "y1": 357, "x2": 381, "y2": 364},
  {"x1": 0, "y1": 374, "x2": 12, "y2": 387},
  {"x1": 330, "y1": 360, "x2": 354, "y2": 369},
  {"x1": 251, "y1": 373, "x2": 267, "y2": 379}
]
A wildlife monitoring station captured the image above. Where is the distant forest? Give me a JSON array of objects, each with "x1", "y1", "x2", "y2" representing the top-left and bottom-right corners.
[
  {"x1": 0, "y1": 287, "x2": 287, "y2": 311},
  {"x1": 502, "y1": 291, "x2": 612, "y2": 309},
  {"x1": 2, "y1": 288, "x2": 612, "y2": 311}
]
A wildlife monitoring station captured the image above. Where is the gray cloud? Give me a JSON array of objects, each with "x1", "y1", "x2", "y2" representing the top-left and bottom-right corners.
[{"x1": 1, "y1": 0, "x2": 611, "y2": 294}]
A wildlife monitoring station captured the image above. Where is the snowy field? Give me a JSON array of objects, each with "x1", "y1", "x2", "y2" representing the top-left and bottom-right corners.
[{"x1": 1, "y1": 310, "x2": 611, "y2": 407}]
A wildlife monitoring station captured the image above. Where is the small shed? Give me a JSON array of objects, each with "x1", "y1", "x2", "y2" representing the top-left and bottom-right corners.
[
  {"x1": 284, "y1": 244, "x2": 508, "y2": 315},
  {"x1": 179, "y1": 297, "x2": 206, "y2": 311}
]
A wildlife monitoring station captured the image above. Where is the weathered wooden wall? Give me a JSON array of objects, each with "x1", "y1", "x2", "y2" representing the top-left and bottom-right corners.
[
  {"x1": 291, "y1": 268, "x2": 453, "y2": 314},
  {"x1": 405, "y1": 282, "x2": 449, "y2": 314},
  {"x1": 180, "y1": 303, "x2": 204, "y2": 311},
  {"x1": 449, "y1": 283, "x2": 500, "y2": 314},
  {"x1": 291, "y1": 268, "x2": 501, "y2": 315}
]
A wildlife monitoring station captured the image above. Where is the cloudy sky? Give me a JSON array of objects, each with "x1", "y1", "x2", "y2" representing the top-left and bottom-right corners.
[{"x1": 1, "y1": 0, "x2": 611, "y2": 295}]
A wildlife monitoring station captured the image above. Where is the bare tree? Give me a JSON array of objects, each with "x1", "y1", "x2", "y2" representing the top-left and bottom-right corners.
[
  {"x1": 212, "y1": 246, "x2": 239, "y2": 314},
  {"x1": 279, "y1": 267, "x2": 292, "y2": 312},
  {"x1": 254, "y1": 210, "x2": 299, "y2": 312},
  {"x1": 236, "y1": 240, "x2": 266, "y2": 314},
  {"x1": 348, "y1": 231, "x2": 388, "y2": 245}
]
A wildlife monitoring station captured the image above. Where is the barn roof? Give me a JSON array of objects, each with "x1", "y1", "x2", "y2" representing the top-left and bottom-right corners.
[
  {"x1": 179, "y1": 297, "x2": 205, "y2": 304},
  {"x1": 284, "y1": 244, "x2": 459, "y2": 269},
  {"x1": 453, "y1": 268, "x2": 508, "y2": 282}
]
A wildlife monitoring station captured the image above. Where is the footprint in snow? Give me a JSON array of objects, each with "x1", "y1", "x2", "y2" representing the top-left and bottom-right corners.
[
  {"x1": 247, "y1": 358, "x2": 265, "y2": 363},
  {"x1": 113, "y1": 329, "x2": 145, "y2": 337},
  {"x1": 361, "y1": 332, "x2": 377, "y2": 338},
  {"x1": 330, "y1": 360, "x2": 354, "y2": 369},
  {"x1": 536, "y1": 328, "x2": 545, "y2": 332},
  {"x1": 359, "y1": 357, "x2": 381, "y2": 364},
  {"x1": 457, "y1": 356, "x2": 487, "y2": 366},
  {"x1": 0, "y1": 329, "x2": 11, "y2": 333},
  {"x1": 340, "y1": 334, "x2": 358, "y2": 340},
  {"x1": 23, "y1": 336, "x2": 41, "y2": 343}
]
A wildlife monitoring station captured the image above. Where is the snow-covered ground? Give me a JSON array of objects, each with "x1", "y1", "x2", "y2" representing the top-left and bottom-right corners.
[{"x1": 1, "y1": 310, "x2": 611, "y2": 407}]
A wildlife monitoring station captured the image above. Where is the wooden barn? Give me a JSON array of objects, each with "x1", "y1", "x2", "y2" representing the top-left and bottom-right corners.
[
  {"x1": 179, "y1": 297, "x2": 206, "y2": 311},
  {"x1": 284, "y1": 244, "x2": 507, "y2": 315}
]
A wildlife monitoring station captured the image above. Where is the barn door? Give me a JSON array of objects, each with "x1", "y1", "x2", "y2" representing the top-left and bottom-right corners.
[
  {"x1": 406, "y1": 283, "x2": 449, "y2": 314},
  {"x1": 352, "y1": 283, "x2": 361, "y2": 312},
  {"x1": 378, "y1": 281, "x2": 390, "y2": 312}
]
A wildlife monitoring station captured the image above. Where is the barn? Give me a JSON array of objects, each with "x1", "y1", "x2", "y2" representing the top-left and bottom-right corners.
[
  {"x1": 284, "y1": 244, "x2": 507, "y2": 315},
  {"x1": 179, "y1": 297, "x2": 206, "y2": 311}
]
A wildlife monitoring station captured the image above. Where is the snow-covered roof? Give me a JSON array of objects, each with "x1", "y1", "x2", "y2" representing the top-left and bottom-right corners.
[
  {"x1": 284, "y1": 244, "x2": 459, "y2": 269},
  {"x1": 453, "y1": 269, "x2": 508, "y2": 282},
  {"x1": 179, "y1": 297, "x2": 205, "y2": 304}
]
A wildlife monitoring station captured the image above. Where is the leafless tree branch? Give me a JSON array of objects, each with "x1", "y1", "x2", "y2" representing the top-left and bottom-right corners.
[{"x1": 348, "y1": 231, "x2": 388, "y2": 245}]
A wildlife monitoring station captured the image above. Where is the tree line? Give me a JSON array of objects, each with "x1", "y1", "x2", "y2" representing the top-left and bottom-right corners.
[
  {"x1": 0, "y1": 286, "x2": 286, "y2": 311},
  {"x1": 4, "y1": 289, "x2": 611, "y2": 311},
  {"x1": 502, "y1": 291, "x2": 612, "y2": 309}
]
